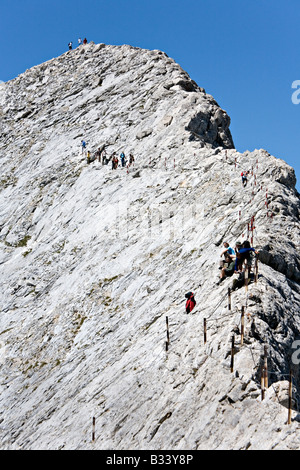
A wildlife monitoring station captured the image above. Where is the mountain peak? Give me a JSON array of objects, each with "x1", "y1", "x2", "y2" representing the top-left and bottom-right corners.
[{"x1": 1, "y1": 42, "x2": 234, "y2": 159}]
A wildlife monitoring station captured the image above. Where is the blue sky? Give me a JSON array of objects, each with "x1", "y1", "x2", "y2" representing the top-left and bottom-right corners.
[{"x1": 1, "y1": 0, "x2": 299, "y2": 191}]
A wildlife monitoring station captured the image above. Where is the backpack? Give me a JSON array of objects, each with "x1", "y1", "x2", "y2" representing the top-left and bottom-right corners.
[{"x1": 232, "y1": 272, "x2": 245, "y2": 291}]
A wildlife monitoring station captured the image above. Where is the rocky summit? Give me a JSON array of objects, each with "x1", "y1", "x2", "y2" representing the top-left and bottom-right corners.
[{"x1": 0, "y1": 42, "x2": 300, "y2": 450}]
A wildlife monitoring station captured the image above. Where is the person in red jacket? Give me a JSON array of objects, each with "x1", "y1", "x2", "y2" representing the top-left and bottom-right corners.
[{"x1": 185, "y1": 292, "x2": 196, "y2": 314}]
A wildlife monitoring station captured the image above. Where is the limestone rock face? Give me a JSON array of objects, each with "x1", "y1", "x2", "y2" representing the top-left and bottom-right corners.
[{"x1": 0, "y1": 43, "x2": 300, "y2": 450}]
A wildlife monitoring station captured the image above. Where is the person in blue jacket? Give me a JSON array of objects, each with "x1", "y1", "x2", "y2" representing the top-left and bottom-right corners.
[
  {"x1": 234, "y1": 240, "x2": 259, "y2": 272},
  {"x1": 219, "y1": 242, "x2": 235, "y2": 269},
  {"x1": 120, "y1": 152, "x2": 126, "y2": 167}
]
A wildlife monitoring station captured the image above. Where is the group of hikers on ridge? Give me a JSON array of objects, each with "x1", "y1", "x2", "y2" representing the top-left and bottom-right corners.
[
  {"x1": 217, "y1": 240, "x2": 259, "y2": 289},
  {"x1": 81, "y1": 141, "x2": 135, "y2": 169},
  {"x1": 184, "y1": 239, "x2": 259, "y2": 316},
  {"x1": 68, "y1": 38, "x2": 88, "y2": 50},
  {"x1": 111, "y1": 151, "x2": 135, "y2": 169}
]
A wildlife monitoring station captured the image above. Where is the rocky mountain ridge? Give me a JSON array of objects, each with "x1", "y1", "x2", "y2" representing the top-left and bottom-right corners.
[{"x1": 0, "y1": 42, "x2": 300, "y2": 450}]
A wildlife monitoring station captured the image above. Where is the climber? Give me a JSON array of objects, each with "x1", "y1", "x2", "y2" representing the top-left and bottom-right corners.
[
  {"x1": 232, "y1": 241, "x2": 259, "y2": 290},
  {"x1": 234, "y1": 241, "x2": 242, "y2": 255},
  {"x1": 219, "y1": 242, "x2": 235, "y2": 269},
  {"x1": 95, "y1": 148, "x2": 101, "y2": 162},
  {"x1": 233, "y1": 241, "x2": 245, "y2": 272},
  {"x1": 102, "y1": 149, "x2": 107, "y2": 165},
  {"x1": 241, "y1": 240, "x2": 258, "y2": 270},
  {"x1": 234, "y1": 240, "x2": 259, "y2": 273},
  {"x1": 96, "y1": 145, "x2": 105, "y2": 163},
  {"x1": 81, "y1": 140, "x2": 86, "y2": 155},
  {"x1": 241, "y1": 171, "x2": 248, "y2": 187},
  {"x1": 83, "y1": 38, "x2": 88, "y2": 45},
  {"x1": 87, "y1": 150, "x2": 91, "y2": 164},
  {"x1": 129, "y1": 154, "x2": 135, "y2": 166},
  {"x1": 185, "y1": 292, "x2": 196, "y2": 314},
  {"x1": 217, "y1": 254, "x2": 235, "y2": 285},
  {"x1": 78, "y1": 38, "x2": 82, "y2": 46},
  {"x1": 120, "y1": 152, "x2": 126, "y2": 167},
  {"x1": 111, "y1": 154, "x2": 118, "y2": 169},
  {"x1": 68, "y1": 42, "x2": 73, "y2": 50}
]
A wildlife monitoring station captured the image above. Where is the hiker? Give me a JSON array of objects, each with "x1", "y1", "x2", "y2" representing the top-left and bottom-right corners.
[
  {"x1": 241, "y1": 171, "x2": 248, "y2": 187},
  {"x1": 78, "y1": 38, "x2": 82, "y2": 46},
  {"x1": 239, "y1": 240, "x2": 258, "y2": 271},
  {"x1": 87, "y1": 150, "x2": 91, "y2": 164},
  {"x1": 102, "y1": 149, "x2": 107, "y2": 165},
  {"x1": 129, "y1": 154, "x2": 135, "y2": 166},
  {"x1": 219, "y1": 242, "x2": 235, "y2": 269},
  {"x1": 234, "y1": 241, "x2": 242, "y2": 259},
  {"x1": 185, "y1": 292, "x2": 196, "y2": 314},
  {"x1": 234, "y1": 240, "x2": 259, "y2": 274},
  {"x1": 233, "y1": 241, "x2": 245, "y2": 272},
  {"x1": 96, "y1": 145, "x2": 104, "y2": 163},
  {"x1": 217, "y1": 254, "x2": 235, "y2": 285},
  {"x1": 234, "y1": 251, "x2": 244, "y2": 273},
  {"x1": 95, "y1": 148, "x2": 101, "y2": 162},
  {"x1": 83, "y1": 38, "x2": 88, "y2": 45},
  {"x1": 111, "y1": 154, "x2": 118, "y2": 169},
  {"x1": 120, "y1": 152, "x2": 126, "y2": 167},
  {"x1": 81, "y1": 140, "x2": 86, "y2": 155},
  {"x1": 68, "y1": 42, "x2": 73, "y2": 50}
]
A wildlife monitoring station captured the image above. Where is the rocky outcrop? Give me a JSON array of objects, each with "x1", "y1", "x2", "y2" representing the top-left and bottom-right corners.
[{"x1": 0, "y1": 43, "x2": 299, "y2": 450}]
